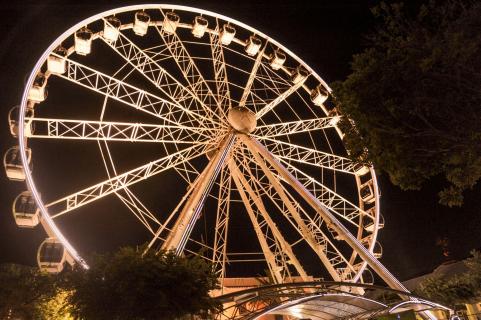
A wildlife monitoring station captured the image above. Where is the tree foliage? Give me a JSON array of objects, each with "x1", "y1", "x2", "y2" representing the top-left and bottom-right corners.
[
  {"x1": 332, "y1": 0, "x2": 481, "y2": 206},
  {"x1": 415, "y1": 250, "x2": 481, "y2": 306},
  {"x1": 61, "y1": 247, "x2": 220, "y2": 320},
  {"x1": 0, "y1": 263, "x2": 61, "y2": 319}
]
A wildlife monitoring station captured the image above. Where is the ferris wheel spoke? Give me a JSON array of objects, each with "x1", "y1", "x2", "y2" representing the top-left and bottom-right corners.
[
  {"x1": 100, "y1": 19, "x2": 223, "y2": 127},
  {"x1": 46, "y1": 143, "x2": 209, "y2": 218},
  {"x1": 229, "y1": 158, "x2": 309, "y2": 281},
  {"x1": 255, "y1": 73, "x2": 309, "y2": 119},
  {"x1": 241, "y1": 135, "x2": 408, "y2": 291},
  {"x1": 97, "y1": 140, "x2": 161, "y2": 234},
  {"x1": 236, "y1": 144, "x2": 343, "y2": 281},
  {"x1": 239, "y1": 44, "x2": 266, "y2": 108},
  {"x1": 27, "y1": 117, "x2": 212, "y2": 144},
  {"x1": 230, "y1": 166, "x2": 289, "y2": 284},
  {"x1": 211, "y1": 165, "x2": 231, "y2": 282},
  {"x1": 254, "y1": 117, "x2": 338, "y2": 138},
  {"x1": 209, "y1": 19, "x2": 232, "y2": 117},
  {"x1": 258, "y1": 137, "x2": 367, "y2": 176},
  {"x1": 55, "y1": 55, "x2": 216, "y2": 131},
  {"x1": 162, "y1": 134, "x2": 236, "y2": 255},
  {"x1": 155, "y1": 10, "x2": 222, "y2": 122},
  {"x1": 279, "y1": 159, "x2": 366, "y2": 227}
]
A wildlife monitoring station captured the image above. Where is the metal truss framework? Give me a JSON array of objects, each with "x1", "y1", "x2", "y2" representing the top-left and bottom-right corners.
[
  {"x1": 214, "y1": 281, "x2": 451, "y2": 320},
  {"x1": 14, "y1": 6, "x2": 413, "y2": 311}
]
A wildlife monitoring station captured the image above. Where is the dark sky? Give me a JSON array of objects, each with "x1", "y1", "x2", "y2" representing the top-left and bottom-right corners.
[{"x1": 0, "y1": 0, "x2": 480, "y2": 282}]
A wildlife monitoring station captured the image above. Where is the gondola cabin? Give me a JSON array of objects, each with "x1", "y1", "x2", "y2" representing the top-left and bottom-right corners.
[
  {"x1": 4, "y1": 146, "x2": 32, "y2": 181},
  {"x1": 359, "y1": 180, "x2": 375, "y2": 204},
  {"x1": 192, "y1": 16, "x2": 208, "y2": 38},
  {"x1": 13, "y1": 191, "x2": 39, "y2": 228},
  {"x1": 103, "y1": 16, "x2": 121, "y2": 42},
  {"x1": 47, "y1": 46, "x2": 67, "y2": 75},
  {"x1": 220, "y1": 24, "x2": 236, "y2": 45},
  {"x1": 269, "y1": 49, "x2": 286, "y2": 70},
  {"x1": 311, "y1": 84, "x2": 329, "y2": 106},
  {"x1": 162, "y1": 12, "x2": 179, "y2": 34},
  {"x1": 245, "y1": 35, "x2": 262, "y2": 56},
  {"x1": 74, "y1": 28, "x2": 93, "y2": 56},
  {"x1": 291, "y1": 66, "x2": 308, "y2": 84},
  {"x1": 8, "y1": 106, "x2": 34, "y2": 137},
  {"x1": 37, "y1": 238, "x2": 67, "y2": 273},
  {"x1": 133, "y1": 11, "x2": 150, "y2": 36},
  {"x1": 28, "y1": 73, "x2": 47, "y2": 103}
]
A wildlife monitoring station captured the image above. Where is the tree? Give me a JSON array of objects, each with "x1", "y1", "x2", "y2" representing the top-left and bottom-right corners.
[
  {"x1": 415, "y1": 250, "x2": 481, "y2": 306},
  {"x1": 0, "y1": 263, "x2": 59, "y2": 319},
  {"x1": 61, "y1": 247, "x2": 220, "y2": 320},
  {"x1": 332, "y1": 1, "x2": 481, "y2": 206}
]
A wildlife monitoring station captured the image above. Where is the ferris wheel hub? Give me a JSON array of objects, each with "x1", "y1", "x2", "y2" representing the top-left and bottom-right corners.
[{"x1": 227, "y1": 106, "x2": 256, "y2": 133}]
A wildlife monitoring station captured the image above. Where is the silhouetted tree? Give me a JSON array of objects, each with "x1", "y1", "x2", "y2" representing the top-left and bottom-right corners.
[
  {"x1": 61, "y1": 247, "x2": 219, "y2": 320},
  {"x1": 332, "y1": 1, "x2": 481, "y2": 206},
  {"x1": 0, "y1": 263, "x2": 58, "y2": 319},
  {"x1": 415, "y1": 250, "x2": 481, "y2": 306}
]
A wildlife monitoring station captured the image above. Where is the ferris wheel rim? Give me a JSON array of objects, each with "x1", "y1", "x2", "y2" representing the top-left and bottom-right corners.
[{"x1": 17, "y1": 4, "x2": 381, "y2": 280}]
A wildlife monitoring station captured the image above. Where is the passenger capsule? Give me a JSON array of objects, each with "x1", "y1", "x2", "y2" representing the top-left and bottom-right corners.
[
  {"x1": 4, "y1": 146, "x2": 32, "y2": 181},
  {"x1": 311, "y1": 84, "x2": 329, "y2": 106},
  {"x1": 8, "y1": 106, "x2": 34, "y2": 137},
  {"x1": 47, "y1": 46, "x2": 67, "y2": 75},
  {"x1": 291, "y1": 66, "x2": 308, "y2": 84},
  {"x1": 162, "y1": 12, "x2": 179, "y2": 34},
  {"x1": 372, "y1": 241, "x2": 383, "y2": 259},
  {"x1": 364, "y1": 213, "x2": 384, "y2": 232},
  {"x1": 220, "y1": 24, "x2": 236, "y2": 45},
  {"x1": 359, "y1": 180, "x2": 375, "y2": 204},
  {"x1": 28, "y1": 73, "x2": 47, "y2": 103},
  {"x1": 192, "y1": 16, "x2": 208, "y2": 38},
  {"x1": 269, "y1": 49, "x2": 286, "y2": 70},
  {"x1": 103, "y1": 16, "x2": 121, "y2": 42},
  {"x1": 74, "y1": 28, "x2": 93, "y2": 56},
  {"x1": 37, "y1": 238, "x2": 67, "y2": 273},
  {"x1": 13, "y1": 191, "x2": 39, "y2": 228},
  {"x1": 133, "y1": 11, "x2": 150, "y2": 36},
  {"x1": 245, "y1": 35, "x2": 262, "y2": 56}
]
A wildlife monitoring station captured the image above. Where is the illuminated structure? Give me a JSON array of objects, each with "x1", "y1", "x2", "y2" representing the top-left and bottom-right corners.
[{"x1": 5, "y1": 5, "x2": 450, "y2": 319}]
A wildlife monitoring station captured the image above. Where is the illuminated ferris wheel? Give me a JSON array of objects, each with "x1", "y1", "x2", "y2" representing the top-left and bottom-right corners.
[{"x1": 5, "y1": 5, "x2": 401, "y2": 291}]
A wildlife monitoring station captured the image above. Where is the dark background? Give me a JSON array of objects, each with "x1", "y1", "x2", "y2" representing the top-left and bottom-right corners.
[{"x1": 0, "y1": 0, "x2": 480, "y2": 282}]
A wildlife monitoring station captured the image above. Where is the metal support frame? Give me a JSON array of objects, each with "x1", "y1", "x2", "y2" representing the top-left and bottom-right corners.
[
  {"x1": 240, "y1": 134, "x2": 410, "y2": 293},
  {"x1": 162, "y1": 133, "x2": 236, "y2": 254}
]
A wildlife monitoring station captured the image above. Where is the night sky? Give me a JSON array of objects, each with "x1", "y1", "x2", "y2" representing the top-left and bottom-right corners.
[{"x1": 1, "y1": 0, "x2": 480, "y2": 282}]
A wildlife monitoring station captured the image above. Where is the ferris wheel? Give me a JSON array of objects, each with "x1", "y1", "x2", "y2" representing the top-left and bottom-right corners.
[{"x1": 5, "y1": 5, "x2": 402, "y2": 291}]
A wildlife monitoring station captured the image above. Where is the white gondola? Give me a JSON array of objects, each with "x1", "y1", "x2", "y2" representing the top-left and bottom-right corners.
[
  {"x1": 192, "y1": 16, "x2": 208, "y2": 38},
  {"x1": 372, "y1": 241, "x2": 383, "y2": 259},
  {"x1": 47, "y1": 46, "x2": 67, "y2": 75},
  {"x1": 133, "y1": 11, "x2": 150, "y2": 36},
  {"x1": 327, "y1": 224, "x2": 345, "y2": 241},
  {"x1": 220, "y1": 24, "x2": 236, "y2": 45},
  {"x1": 162, "y1": 12, "x2": 179, "y2": 34},
  {"x1": 269, "y1": 49, "x2": 286, "y2": 70},
  {"x1": 37, "y1": 238, "x2": 67, "y2": 273},
  {"x1": 103, "y1": 16, "x2": 121, "y2": 42},
  {"x1": 75, "y1": 28, "x2": 93, "y2": 56},
  {"x1": 291, "y1": 66, "x2": 308, "y2": 84},
  {"x1": 4, "y1": 146, "x2": 32, "y2": 181},
  {"x1": 8, "y1": 106, "x2": 34, "y2": 137},
  {"x1": 311, "y1": 84, "x2": 329, "y2": 106},
  {"x1": 245, "y1": 35, "x2": 262, "y2": 56},
  {"x1": 327, "y1": 107, "x2": 341, "y2": 126},
  {"x1": 359, "y1": 180, "x2": 375, "y2": 204},
  {"x1": 12, "y1": 191, "x2": 39, "y2": 228},
  {"x1": 353, "y1": 163, "x2": 370, "y2": 176},
  {"x1": 28, "y1": 73, "x2": 47, "y2": 102},
  {"x1": 364, "y1": 214, "x2": 384, "y2": 233}
]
